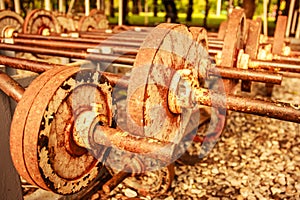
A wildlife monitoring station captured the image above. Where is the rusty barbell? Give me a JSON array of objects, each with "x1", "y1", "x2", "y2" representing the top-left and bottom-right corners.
[
  {"x1": 0, "y1": 20, "x2": 300, "y2": 196},
  {"x1": 0, "y1": 8, "x2": 300, "y2": 197}
]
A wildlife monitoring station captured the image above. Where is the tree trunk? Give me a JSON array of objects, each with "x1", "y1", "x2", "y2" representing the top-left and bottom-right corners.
[
  {"x1": 186, "y1": 0, "x2": 193, "y2": 21},
  {"x1": 243, "y1": 0, "x2": 256, "y2": 19},
  {"x1": 153, "y1": 0, "x2": 158, "y2": 17},
  {"x1": 100, "y1": 0, "x2": 105, "y2": 11},
  {"x1": 203, "y1": 0, "x2": 209, "y2": 28},
  {"x1": 109, "y1": 0, "x2": 114, "y2": 17},
  {"x1": 122, "y1": 0, "x2": 129, "y2": 24},
  {"x1": 132, "y1": 0, "x2": 139, "y2": 14},
  {"x1": 138, "y1": 0, "x2": 143, "y2": 13}
]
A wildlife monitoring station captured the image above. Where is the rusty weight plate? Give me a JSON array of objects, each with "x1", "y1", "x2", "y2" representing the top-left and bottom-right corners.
[
  {"x1": 89, "y1": 9, "x2": 109, "y2": 29},
  {"x1": 217, "y1": 20, "x2": 228, "y2": 40},
  {"x1": 0, "y1": 10, "x2": 24, "y2": 37},
  {"x1": 55, "y1": 14, "x2": 77, "y2": 32},
  {"x1": 242, "y1": 18, "x2": 262, "y2": 92},
  {"x1": 10, "y1": 65, "x2": 70, "y2": 190},
  {"x1": 78, "y1": 15, "x2": 98, "y2": 32},
  {"x1": 13, "y1": 66, "x2": 112, "y2": 194},
  {"x1": 220, "y1": 9, "x2": 246, "y2": 93},
  {"x1": 124, "y1": 164, "x2": 175, "y2": 197},
  {"x1": 272, "y1": 15, "x2": 287, "y2": 55},
  {"x1": 23, "y1": 9, "x2": 61, "y2": 35},
  {"x1": 24, "y1": 66, "x2": 112, "y2": 194},
  {"x1": 126, "y1": 23, "x2": 210, "y2": 164},
  {"x1": 245, "y1": 18, "x2": 262, "y2": 59}
]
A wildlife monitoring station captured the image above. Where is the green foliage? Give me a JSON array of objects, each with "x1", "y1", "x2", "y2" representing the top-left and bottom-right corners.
[{"x1": 128, "y1": 0, "x2": 278, "y2": 17}]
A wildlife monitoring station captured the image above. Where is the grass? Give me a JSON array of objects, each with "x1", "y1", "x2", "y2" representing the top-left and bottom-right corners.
[
  {"x1": 108, "y1": 11, "x2": 277, "y2": 32},
  {"x1": 108, "y1": 12, "x2": 227, "y2": 29}
]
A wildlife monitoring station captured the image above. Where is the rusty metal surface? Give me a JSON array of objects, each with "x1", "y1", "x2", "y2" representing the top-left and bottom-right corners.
[
  {"x1": 100, "y1": 67, "x2": 283, "y2": 90},
  {"x1": 93, "y1": 126, "x2": 174, "y2": 162},
  {"x1": 194, "y1": 87, "x2": 300, "y2": 123},
  {"x1": 20, "y1": 67, "x2": 111, "y2": 194},
  {"x1": 23, "y1": 9, "x2": 61, "y2": 35},
  {"x1": 10, "y1": 66, "x2": 70, "y2": 190},
  {"x1": 13, "y1": 33, "x2": 145, "y2": 43},
  {"x1": 217, "y1": 20, "x2": 228, "y2": 40},
  {"x1": 8, "y1": 37, "x2": 139, "y2": 55},
  {"x1": 220, "y1": 9, "x2": 246, "y2": 93},
  {"x1": 211, "y1": 67, "x2": 282, "y2": 84},
  {"x1": 245, "y1": 18, "x2": 262, "y2": 59},
  {"x1": 0, "y1": 71, "x2": 24, "y2": 102},
  {"x1": 73, "y1": 24, "x2": 150, "y2": 37},
  {"x1": 221, "y1": 9, "x2": 246, "y2": 67},
  {"x1": 127, "y1": 24, "x2": 197, "y2": 143},
  {"x1": 125, "y1": 24, "x2": 214, "y2": 174},
  {"x1": 78, "y1": 32, "x2": 146, "y2": 42},
  {"x1": 123, "y1": 164, "x2": 175, "y2": 197},
  {"x1": 249, "y1": 59, "x2": 300, "y2": 73},
  {"x1": 14, "y1": 32, "x2": 144, "y2": 46},
  {"x1": 78, "y1": 15, "x2": 98, "y2": 32},
  {"x1": 242, "y1": 18, "x2": 262, "y2": 92},
  {"x1": 0, "y1": 54, "x2": 60, "y2": 73},
  {"x1": 55, "y1": 15, "x2": 77, "y2": 32},
  {"x1": 0, "y1": 43, "x2": 136, "y2": 65},
  {"x1": 127, "y1": 23, "x2": 177, "y2": 137},
  {"x1": 272, "y1": 16, "x2": 287, "y2": 55},
  {"x1": 102, "y1": 72, "x2": 129, "y2": 88},
  {"x1": 189, "y1": 26, "x2": 208, "y2": 51},
  {"x1": 89, "y1": 9, "x2": 109, "y2": 29},
  {"x1": 0, "y1": 10, "x2": 24, "y2": 37},
  {"x1": 5, "y1": 13, "x2": 300, "y2": 197},
  {"x1": 102, "y1": 170, "x2": 131, "y2": 193},
  {"x1": 273, "y1": 55, "x2": 300, "y2": 63}
]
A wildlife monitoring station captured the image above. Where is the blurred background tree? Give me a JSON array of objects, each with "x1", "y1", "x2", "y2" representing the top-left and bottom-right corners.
[{"x1": 19, "y1": 0, "x2": 289, "y2": 30}]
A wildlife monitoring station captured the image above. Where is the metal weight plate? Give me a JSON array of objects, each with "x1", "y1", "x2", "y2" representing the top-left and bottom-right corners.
[
  {"x1": 217, "y1": 20, "x2": 228, "y2": 40},
  {"x1": 89, "y1": 9, "x2": 109, "y2": 29},
  {"x1": 126, "y1": 23, "x2": 211, "y2": 166},
  {"x1": 189, "y1": 26, "x2": 208, "y2": 51},
  {"x1": 124, "y1": 164, "x2": 175, "y2": 197},
  {"x1": 272, "y1": 15, "x2": 287, "y2": 55},
  {"x1": 23, "y1": 9, "x2": 61, "y2": 35},
  {"x1": 245, "y1": 18, "x2": 262, "y2": 59},
  {"x1": 177, "y1": 27, "x2": 227, "y2": 165},
  {"x1": 78, "y1": 15, "x2": 98, "y2": 32},
  {"x1": 220, "y1": 9, "x2": 246, "y2": 93},
  {"x1": 242, "y1": 18, "x2": 262, "y2": 92},
  {"x1": 10, "y1": 65, "x2": 70, "y2": 190},
  {"x1": 26, "y1": 67, "x2": 112, "y2": 194},
  {"x1": 0, "y1": 10, "x2": 24, "y2": 37},
  {"x1": 22, "y1": 9, "x2": 61, "y2": 59},
  {"x1": 55, "y1": 14, "x2": 77, "y2": 32},
  {"x1": 105, "y1": 150, "x2": 175, "y2": 197},
  {"x1": 11, "y1": 66, "x2": 112, "y2": 194}
]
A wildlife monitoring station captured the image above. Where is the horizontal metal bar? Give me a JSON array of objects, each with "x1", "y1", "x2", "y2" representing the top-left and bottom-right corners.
[
  {"x1": 9, "y1": 38, "x2": 139, "y2": 55},
  {"x1": 194, "y1": 87, "x2": 300, "y2": 123},
  {"x1": 212, "y1": 67, "x2": 283, "y2": 84},
  {"x1": 0, "y1": 55, "x2": 62, "y2": 73},
  {"x1": 0, "y1": 71, "x2": 24, "y2": 102},
  {"x1": 0, "y1": 43, "x2": 136, "y2": 65},
  {"x1": 250, "y1": 59, "x2": 300, "y2": 73},
  {"x1": 93, "y1": 126, "x2": 175, "y2": 163}
]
